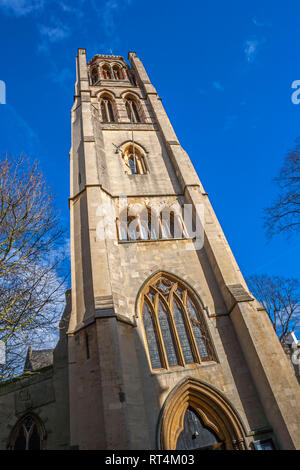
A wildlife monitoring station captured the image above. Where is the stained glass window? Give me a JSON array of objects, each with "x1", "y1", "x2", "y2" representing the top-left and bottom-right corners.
[
  {"x1": 141, "y1": 274, "x2": 215, "y2": 370},
  {"x1": 187, "y1": 298, "x2": 209, "y2": 359},
  {"x1": 158, "y1": 301, "x2": 179, "y2": 366},
  {"x1": 143, "y1": 302, "x2": 162, "y2": 370},
  {"x1": 173, "y1": 300, "x2": 194, "y2": 364}
]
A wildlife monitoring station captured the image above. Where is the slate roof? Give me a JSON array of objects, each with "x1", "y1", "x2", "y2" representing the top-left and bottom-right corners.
[{"x1": 24, "y1": 347, "x2": 54, "y2": 372}]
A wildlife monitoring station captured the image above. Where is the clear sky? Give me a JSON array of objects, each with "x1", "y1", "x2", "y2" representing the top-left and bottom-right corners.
[{"x1": 0, "y1": 0, "x2": 299, "y2": 287}]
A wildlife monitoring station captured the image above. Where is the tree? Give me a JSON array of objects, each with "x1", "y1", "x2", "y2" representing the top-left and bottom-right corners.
[
  {"x1": 246, "y1": 274, "x2": 300, "y2": 343},
  {"x1": 264, "y1": 142, "x2": 300, "y2": 237},
  {"x1": 0, "y1": 155, "x2": 68, "y2": 380}
]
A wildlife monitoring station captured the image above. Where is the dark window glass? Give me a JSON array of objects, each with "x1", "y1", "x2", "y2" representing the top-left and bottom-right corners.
[
  {"x1": 13, "y1": 426, "x2": 26, "y2": 450},
  {"x1": 24, "y1": 417, "x2": 32, "y2": 432},
  {"x1": 28, "y1": 424, "x2": 40, "y2": 450},
  {"x1": 101, "y1": 101, "x2": 108, "y2": 122},
  {"x1": 187, "y1": 298, "x2": 209, "y2": 358},
  {"x1": 158, "y1": 301, "x2": 178, "y2": 366},
  {"x1": 13, "y1": 417, "x2": 41, "y2": 450},
  {"x1": 131, "y1": 101, "x2": 141, "y2": 122},
  {"x1": 126, "y1": 100, "x2": 141, "y2": 123},
  {"x1": 107, "y1": 100, "x2": 114, "y2": 122},
  {"x1": 169, "y1": 214, "x2": 175, "y2": 238},
  {"x1": 91, "y1": 69, "x2": 98, "y2": 84},
  {"x1": 143, "y1": 302, "x2": 162, "y2": 369},
  {"x1": 173, "y1": 300, "x2": 194, "y2": 364}
]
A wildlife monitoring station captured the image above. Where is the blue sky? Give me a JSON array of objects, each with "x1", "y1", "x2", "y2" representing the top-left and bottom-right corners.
[{"x1": 0, "y1": 0, "x2": 299, "y2": 288}]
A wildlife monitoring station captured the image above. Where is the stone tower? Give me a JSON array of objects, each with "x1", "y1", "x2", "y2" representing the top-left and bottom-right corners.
[{"x1": 68, "y1": 49, "x2": 300, "y2": 450}]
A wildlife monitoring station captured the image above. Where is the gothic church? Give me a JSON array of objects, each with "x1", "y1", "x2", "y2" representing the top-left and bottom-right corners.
[{"x1": 0, "y1": 50, "x2": 299, "y2": 450}]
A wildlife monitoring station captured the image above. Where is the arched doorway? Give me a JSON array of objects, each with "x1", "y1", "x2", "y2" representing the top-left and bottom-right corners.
[{"x1": 159, "y1": 378, "x2": 247, "y2": 450}]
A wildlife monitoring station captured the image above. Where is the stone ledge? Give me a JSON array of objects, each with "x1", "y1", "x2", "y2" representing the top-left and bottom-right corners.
[
  {"x1": 227, "y1": 284, "x2": 254, "y2": 303},
  {"x1": 101, "y1": 123, "x2": 158, "y2": 131}
]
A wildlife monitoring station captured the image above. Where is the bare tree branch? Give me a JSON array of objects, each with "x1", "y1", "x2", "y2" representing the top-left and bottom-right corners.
[
  {"x1": 246, "y1": 274, "x2": 300, "y2": 342},
  {"x1": 264, "y1": 142, "x2": 300, "y2": 237},
  {"x1": 0, "y1": 155, "x2": 69, "y2": 380}
]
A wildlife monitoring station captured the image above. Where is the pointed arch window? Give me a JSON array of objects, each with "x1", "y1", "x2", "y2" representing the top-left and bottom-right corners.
[
  {"x1": 141, "y1": 274, "x2": 215, "y2": 371},
  {"x1": 100, "y1": 96, "x2": 116, "y2": 123},
  {"x1": 9, "y1": 414, "x2": 44, "y2": 450},
  {"x1": 125, "y1": 98, "x2": 141, "y2": 123},
  {"x1": 123, "y1": 144, "x2": 147, "y2": 175}
]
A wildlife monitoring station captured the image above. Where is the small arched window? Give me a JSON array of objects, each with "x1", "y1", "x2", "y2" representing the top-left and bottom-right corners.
[
  {"x1": 9, "y1": 414, "x2": 44, "y2": 450},
  {"x1": 141, "y1": 274, "x2": 215, "y2": 371},
  {"x1": 101, "y1": 64, "x2": 112, "y2": 80},
  {"x1": 100, "y1": 95, "x2": 115, "y2": 123},
  {"x1": 125, "y1": 98, "x2": 141, "y2": 123},
  {"x1": 123, "y1": 144, "x2": 147, "y2": 175}
]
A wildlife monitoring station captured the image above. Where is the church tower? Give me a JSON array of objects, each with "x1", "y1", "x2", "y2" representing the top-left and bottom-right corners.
[{"x1": 68, "y1": 49, "x2": 300, "y2": 450}]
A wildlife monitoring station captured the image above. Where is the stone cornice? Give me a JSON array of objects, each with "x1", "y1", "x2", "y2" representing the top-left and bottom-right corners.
[{"x1": 88, "y1": 54, "x2": 126, "y2": 65}]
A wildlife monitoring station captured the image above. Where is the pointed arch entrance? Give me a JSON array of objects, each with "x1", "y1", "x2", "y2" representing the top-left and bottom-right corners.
[{"x1": 159, "y1": 378, "x2": 247, "y2": 450}]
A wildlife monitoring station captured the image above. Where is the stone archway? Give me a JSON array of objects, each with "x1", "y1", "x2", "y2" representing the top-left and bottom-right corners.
[{"x1": 159, "y1": 378, "x2": 247, "y2": 450}]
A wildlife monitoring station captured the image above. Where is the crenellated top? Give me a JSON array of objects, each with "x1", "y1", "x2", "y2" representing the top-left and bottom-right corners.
[{"x1": 88, "y1": 54, "x2": 126, "y2": 64}]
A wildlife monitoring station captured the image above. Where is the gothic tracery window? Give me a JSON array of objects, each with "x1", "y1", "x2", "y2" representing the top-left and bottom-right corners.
[
  {"x1": 9, "y1": 414, "x2": 43, "y2": 450},
  {"x1": 141, "y1": 274, "x2": 215, "y2": 371}
]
